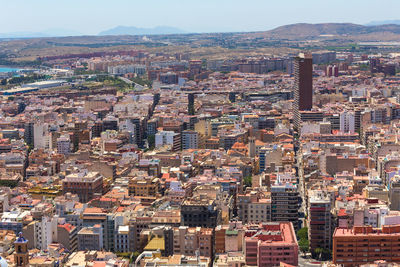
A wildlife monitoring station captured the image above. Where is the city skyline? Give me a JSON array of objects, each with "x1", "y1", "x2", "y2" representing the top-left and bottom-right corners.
[
  {"x1": 1, "y1": 0, "x2": 400, "y2": 35},
  {"x1": 1, "y1": 0, "x2": 400, "y2": 266}
]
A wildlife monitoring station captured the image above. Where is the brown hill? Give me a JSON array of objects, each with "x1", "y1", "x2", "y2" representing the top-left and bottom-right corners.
[{"x1": 263, "y1": 23, "x2": 400, "y2": 40}]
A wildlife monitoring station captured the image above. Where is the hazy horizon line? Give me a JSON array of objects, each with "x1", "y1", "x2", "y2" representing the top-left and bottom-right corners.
[{"x1": 1, "y1": 20, "x2": 399, "y2": 39}]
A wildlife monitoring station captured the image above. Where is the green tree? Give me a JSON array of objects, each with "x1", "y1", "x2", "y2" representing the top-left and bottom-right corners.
[
  {"x1": 147, "y1": 134, "x2": 155, "y2": 149},
  {"x1": 188, "y1": 105, "x2": 195, "y2": 115},
  {"x1": 298, "y1": 238, "x2": 309, "y2": 254},
  {"x1": 297, "y1": 227, "x2": 308, "y2": 240},
  {"x1": 359, "y1": 64, "x2": 369, "y2": 71},
  {"x1": 0, "y1": 180, "x2": 19, "y2": 188},
  {"x1": 323, "y1": 249, "x2": 331, "y2": 261},
  {"x1": 313, "y1": 248, "x2": 331, "y2": 261},
  {"x1": 116, "y1": 252, "x2": 131, "y2": 258},
  {"x1": 27, "y1": 143, "x2": 34, "y2": 153},
  {"x1": 74, "y1": 68, "x2": 103, "y2": 75},
  {"x1": 8, "y1": 74, "x2": 46, "y2": 85},
  {"x1": 131, "y1": 76, "x2": 152, "y2": 87},
  {"x1": 297, "y1": 227, "x2": 309, "y2": 255},
  {"x1": 314, "y1": 248, "x2": 322, "y2": 260},
  {"x1": 243, "y1": 175, "x2": 252, "y2": 188}
]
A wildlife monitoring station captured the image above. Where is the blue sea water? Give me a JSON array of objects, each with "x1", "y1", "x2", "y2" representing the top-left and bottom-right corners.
[{"x1": 0, "y1": 67, "x2": 21, "y2": 73}]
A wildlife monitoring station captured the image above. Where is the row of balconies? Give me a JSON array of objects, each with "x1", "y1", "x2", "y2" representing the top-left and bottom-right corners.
[
  {"x1": 337, "y1": 241, "x2": 400, "y2": 247},
  {"x1": 335, "y1": 254, "x2": 396, "y2": 259}
]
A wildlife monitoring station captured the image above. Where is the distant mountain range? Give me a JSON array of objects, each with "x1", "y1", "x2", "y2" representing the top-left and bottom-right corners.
[
  {"x1": 3, "y1": 22, "x2": 400, "y2": 40},
  {"x1": 0, "y1": 28, "x2": 82, "y2": 39},
  {"x1": 262, "y1": 23, "x2": 400, "y2": 40},
  {"x1": 98, "y1": 26, "x2": 186, "y2": 36},
  {"x1": 0, "y1": 26, "x2": 187, "y2": 39},
  {"x1": 366, "y1": 20, "x2": 400, "y2": 26}
]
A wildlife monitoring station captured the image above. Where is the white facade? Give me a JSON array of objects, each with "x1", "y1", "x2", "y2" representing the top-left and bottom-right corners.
[
  {"x1": 119, "y1": 119, "x2": 136, "y2": 133},
  {"x1": 300, "y1": 122, "x2": 320, "y2": 136},
  {"x1": 33, "y1": 122, "x2": 51, "y2": 149},
  {"x1": 119, "y1": 119, "x2": 136, "y2": 144},
  {"x1": 340, "y1": 111, "x2": 355, "y2": 133},
  {"x1": 34, "y1": 216, "x2": 58, "y2": 250},
  {"x1": 382, "y1": 213, "x2": 400, "y2": 226},
  {"x1": 57, "y1": 135, "x2": 71, "y2": 155},
  {"x1": 108, "y1": 64, "x2": 146, "y2": 75},
  {"x1": 274, "y1": 123, "x2": 290, "y2": 136},
  {"x1": 352, "y1": 87, "x2": 367, "y2": 97},
  {"x1": 155, "y1": 131, "x2": 178, "y2": 148},
  {"x1": 114, "y1": 225, "x2": 130, "y2": 252}
]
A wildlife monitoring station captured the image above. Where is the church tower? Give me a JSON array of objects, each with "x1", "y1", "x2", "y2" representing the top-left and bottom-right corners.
[
  {"x1": 248, "y1": 137, "x2": 256, "y2": 158},
  {"x1": 14, "y1": 233, "x2": 28, "y2": 267}
]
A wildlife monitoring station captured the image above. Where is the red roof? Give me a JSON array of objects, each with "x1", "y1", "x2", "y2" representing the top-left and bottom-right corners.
[
  {"x1": 116, "y1": 206, "x2": 126, "y2": 212},
  {"x1": 58, "y1": 223, "x2": 75, "y2": 232},
  {"x1": 338, "y1": 208, "x2": 347, "y2": 217}
]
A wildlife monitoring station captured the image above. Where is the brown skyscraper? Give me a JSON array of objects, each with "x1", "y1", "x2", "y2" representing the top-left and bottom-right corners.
[{"x1": 294, "y1": 53, "x2": 313, "y2": 130}]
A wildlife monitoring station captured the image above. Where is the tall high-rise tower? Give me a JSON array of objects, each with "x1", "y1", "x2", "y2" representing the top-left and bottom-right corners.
[{"x1": 294, "y1": 53, "x2": 313, "y2": 131}]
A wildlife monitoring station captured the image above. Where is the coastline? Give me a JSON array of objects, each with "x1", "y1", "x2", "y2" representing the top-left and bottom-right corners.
[{"x1": 0, "y1": 66, "x2": 22, "y2": 70}]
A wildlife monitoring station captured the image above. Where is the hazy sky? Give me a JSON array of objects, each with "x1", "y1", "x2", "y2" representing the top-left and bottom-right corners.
[{"x1": 1, "y1": 0, "x2": 400, "y2": 34}]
